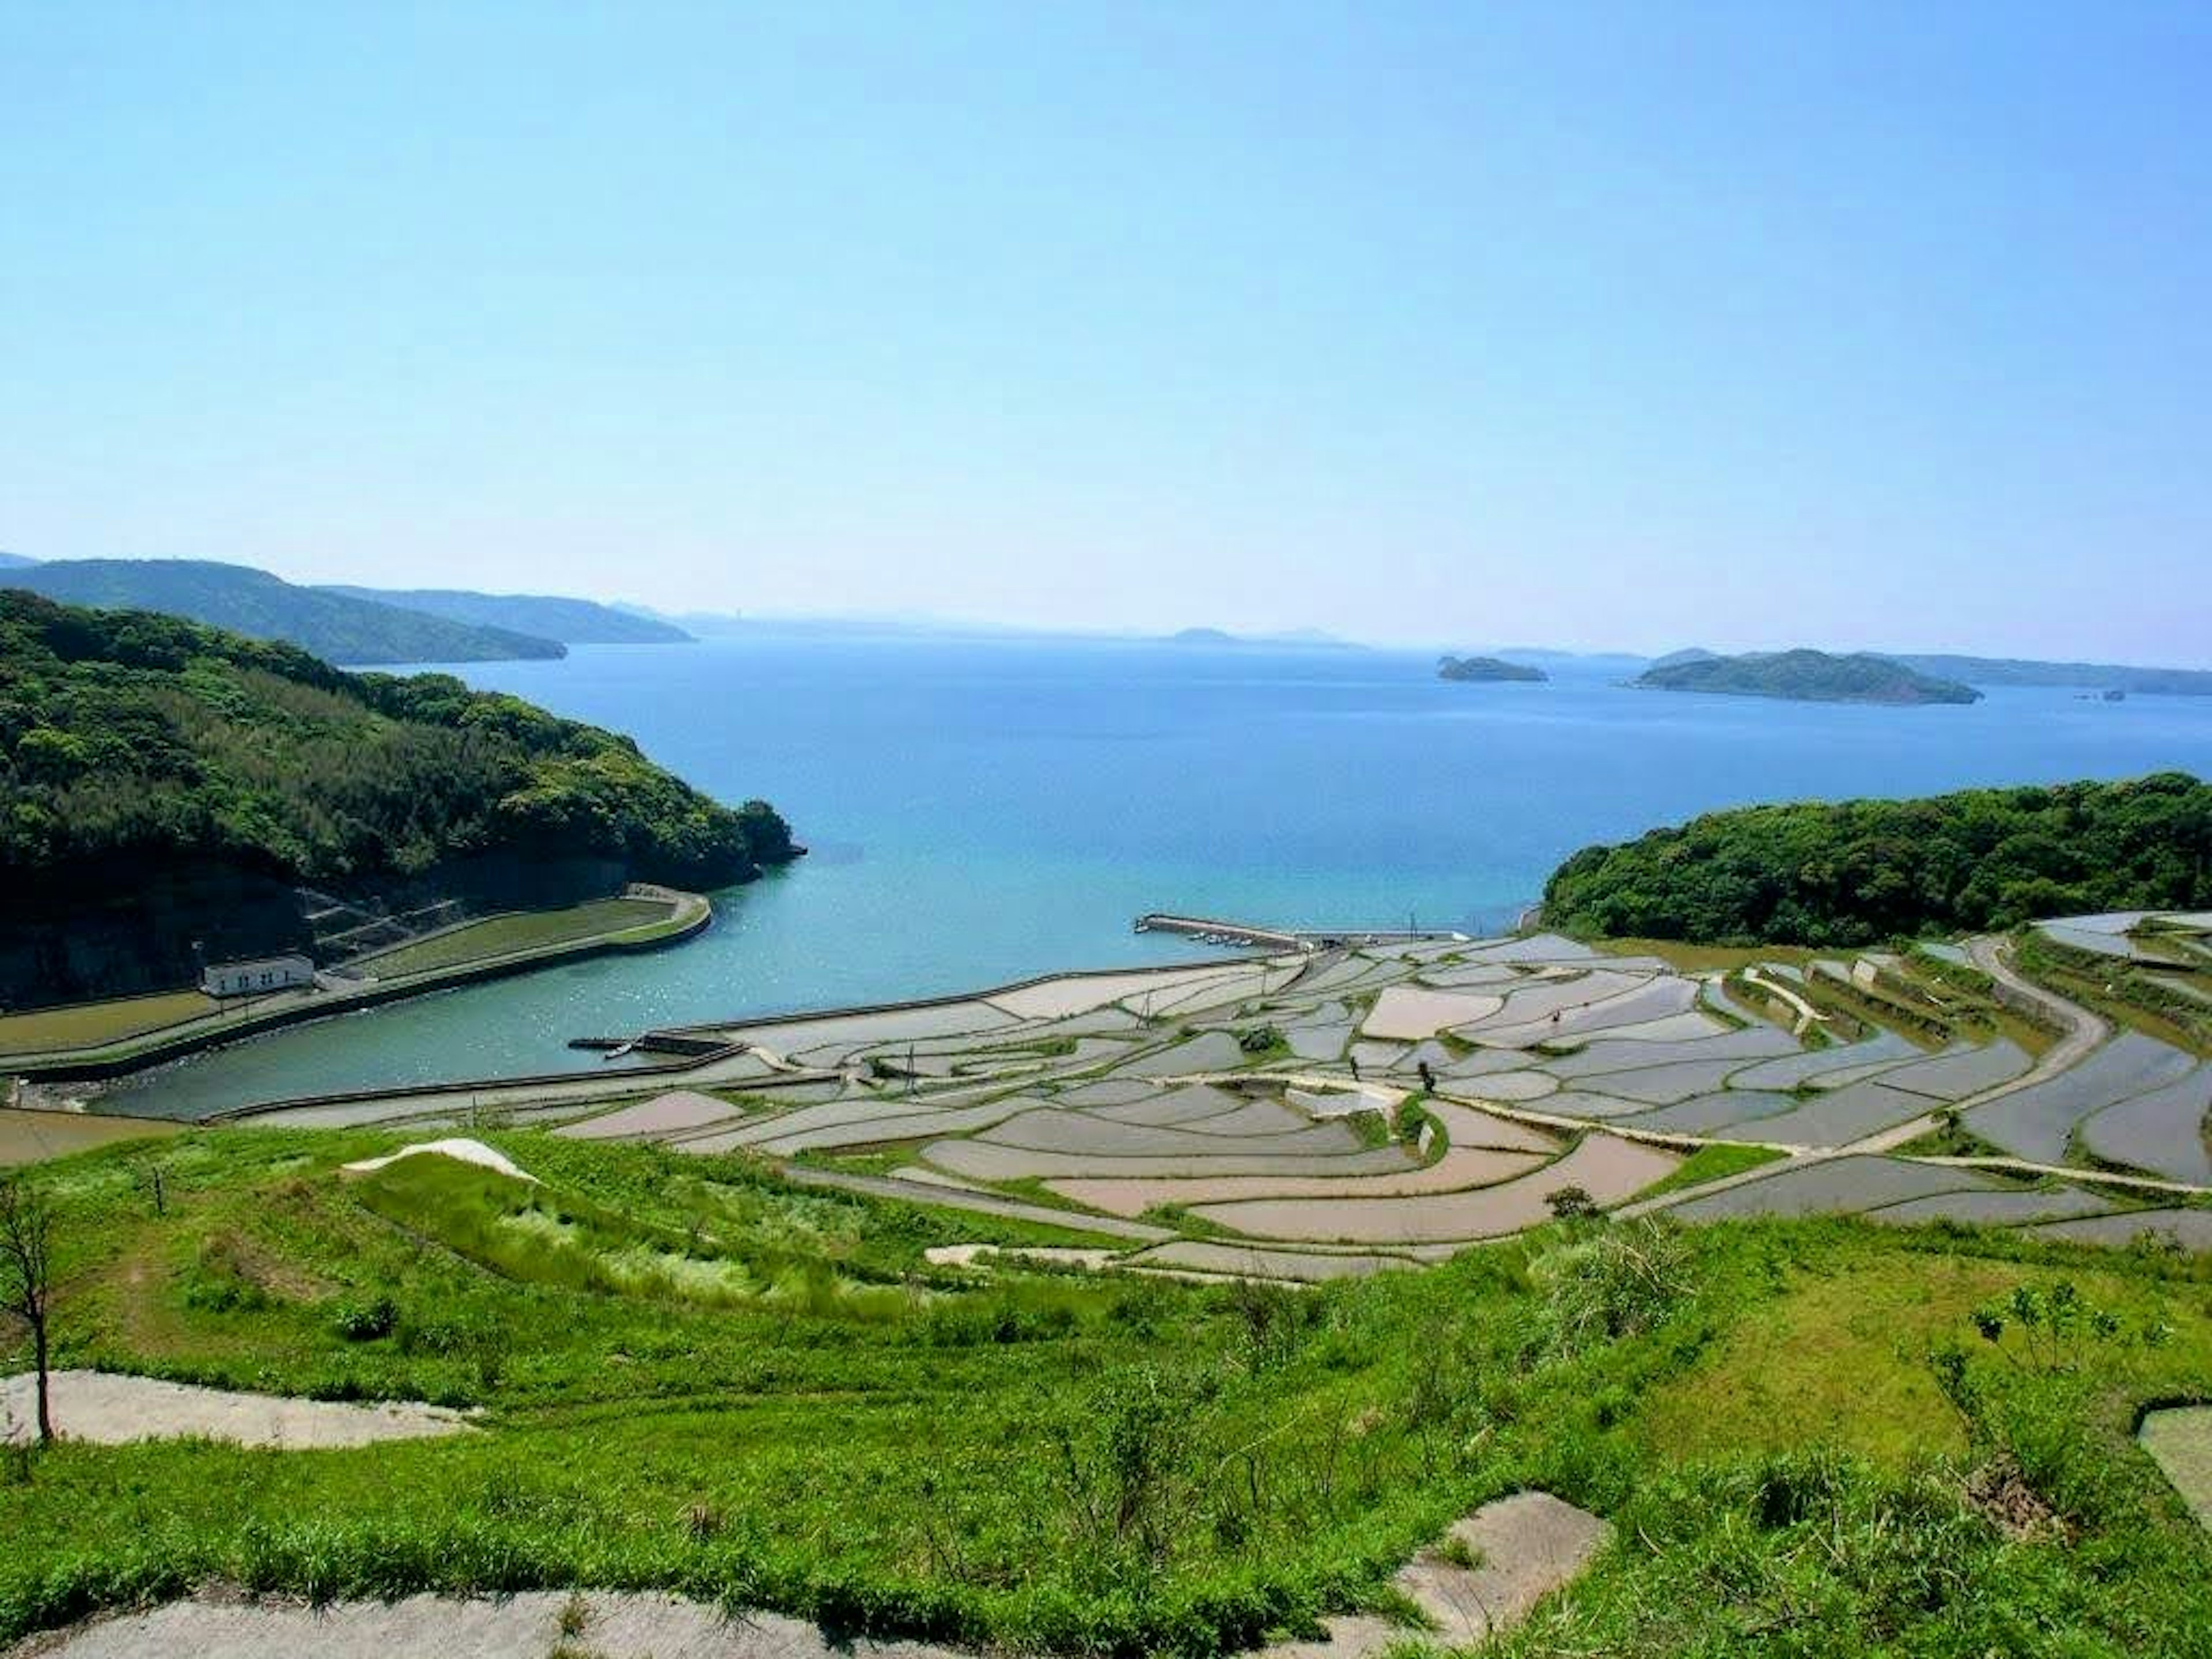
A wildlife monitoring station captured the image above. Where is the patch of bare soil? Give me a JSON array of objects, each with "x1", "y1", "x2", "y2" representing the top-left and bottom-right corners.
[{"x1": 1965, "y1": 1455, "x2": 2070, "y2": 1541}]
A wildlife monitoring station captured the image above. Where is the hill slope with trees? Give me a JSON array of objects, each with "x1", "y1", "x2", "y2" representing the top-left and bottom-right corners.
[
  {"x1": 2, "y1": 560, "x2": 565, "y2": 665},
  {"x1": 0, "y1": 592, "x2": 793, "y2": 1003},
  {"x1": 1634, "y1": 649, "x2": 1980, "y2": 706},
  {"x1": 1543, "y1": 772, "x2": 2212, "y2": 946},
  {"x1": 320, "y1": 585, "x2": 691, "y2": 645}
]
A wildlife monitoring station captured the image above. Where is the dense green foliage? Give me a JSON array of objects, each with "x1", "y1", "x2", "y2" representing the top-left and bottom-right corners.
[
  {"x1": 1544, "y1": 772, "x2": 2212, "y2": 946},
  {"x1": 1635, "y1": 649, "x2": 1982, "y2": 705},
  {"x1": 1437, "y1": 655, "x2": 1546, "y2": 683},
  {"x1": 320, "y1": 586, "x2": 692, "y2": 645},
  {"x1": 3, "y1": 560, "x2": 565, "y2": 665},
  {"x1": 0, "y1": 589, "x2": 793, "y2": 896},
  {"x1": 3, "y1": 1129, "x2": 2209, "y2": 1656}
]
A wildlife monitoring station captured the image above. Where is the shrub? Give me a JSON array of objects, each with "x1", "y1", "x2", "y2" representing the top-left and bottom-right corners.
[
  {"x1": 1531, "y1": 1219, "x2": 1692, "y2": 1355},
  {"x1": 331, "y1": 1296, "x2": 399, "y2": 1342},
  {"x1": 1544, "y1": 1184, "x2": 1599, "y2": 1220}
]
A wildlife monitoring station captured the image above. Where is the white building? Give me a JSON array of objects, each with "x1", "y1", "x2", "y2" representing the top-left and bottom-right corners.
[{"x1": 201, "y1": 955, "x2": 315, "y2": 998}]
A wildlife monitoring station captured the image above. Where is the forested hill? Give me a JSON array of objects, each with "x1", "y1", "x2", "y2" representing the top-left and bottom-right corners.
[
  {"x1": 1634, "y1": 649, "x2": 1980, "y2": 705},
  {"x1": 0, "y1": 591, "x2": 794, "y2": 1002},
  {"x1": 320, "y1": 585, "x2": 692, "y2": 645},
  {"x1": 1542, "y1": 773, "x2": 2212, "y2": 946},
  {"x1": 2, "y1": 559, "x2": 566, "y2": 664}
]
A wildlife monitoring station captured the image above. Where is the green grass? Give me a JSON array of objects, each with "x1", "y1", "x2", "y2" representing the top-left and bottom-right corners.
[
  {"x1": 1895, "y1": 1112, "x2": 2015, "y2": 1160},
  {"x1": 1630, "y1": 1141, "x2": 1786, "y2": 1201},
  {"x1": 0, "y1": 990, "x2": 219, "y2": 1056},
  {"x1": 3, "y1": 1134, "x2": 2211, "y2": 1657},
  {"x1": 357, "y1": 898, "x2": 676, "y2": 979}
]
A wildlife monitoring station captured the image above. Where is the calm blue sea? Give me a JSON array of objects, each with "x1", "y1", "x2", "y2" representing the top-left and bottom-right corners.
[{"x1": 101, "y1": 637, "x2": 2212, "y2": 1118}]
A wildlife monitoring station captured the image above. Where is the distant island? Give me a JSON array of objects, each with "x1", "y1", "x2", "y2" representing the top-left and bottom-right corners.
[
  {"x1": 1438, "y1": 654, "x2": 1547, "y2": 683},
  {"x1": 1645, "y1": 645, "x2": 2212, "y2": 698},
  {"x1": 1543, "y1": 771, "x2": 2212, "y2": 946},
  {"x1": 1163, "y1": 625, "x2": 1358, "y2": 649},
  {"x1": 1891, "y1": 652, "x2": 2212, "y2": 698},
  {"x1": 3, "y1": 559, "x2": 566, "y2": 665},
  {"x1": 321, "y1": 585, "x2": 692, "y2": 645},
  {"x1": 1634, "y1": 649, "x2": 1980, "y2": 706},
  {"x1": 0, "y1": 590, "x2": 794, "y2": 1007}
]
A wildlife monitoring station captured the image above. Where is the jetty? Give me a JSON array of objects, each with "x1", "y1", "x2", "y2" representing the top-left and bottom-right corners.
[{"x1": 1134, "y1": 912, "x2": 1467, "y2": 950}]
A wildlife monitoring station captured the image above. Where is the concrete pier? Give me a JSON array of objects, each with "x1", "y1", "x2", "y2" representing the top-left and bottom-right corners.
[{"x1": 1134, "y1": 913, "x2": 1467, "y2": 950}]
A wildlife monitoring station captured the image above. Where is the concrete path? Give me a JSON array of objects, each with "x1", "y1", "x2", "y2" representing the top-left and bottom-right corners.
[
  {"x1": 7, "y1": 1494, "x2": 1609, "y2": 1659},
  {"x1": 2, "y1": 1371, "x2": 470, "y2": 1450},
  {"x1": 3, "y1": 1594, "x2": 965, "y2": 1659},
  {"x1": 1268, "y1": 1491, "x2": 1611, "y2": 1657}
]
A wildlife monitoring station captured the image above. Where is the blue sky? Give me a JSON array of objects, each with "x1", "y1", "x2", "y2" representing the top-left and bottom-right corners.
[{"x1": 3, "y1": 3, "x2": 2207, "y2": 658}]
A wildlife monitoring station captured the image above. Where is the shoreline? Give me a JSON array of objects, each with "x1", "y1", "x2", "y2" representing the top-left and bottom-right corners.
[{"x1": 0, "y1": 887, "x2": 714, "y2": 1089}]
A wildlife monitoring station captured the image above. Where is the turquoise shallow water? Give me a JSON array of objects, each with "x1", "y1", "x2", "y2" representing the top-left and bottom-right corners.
[{"x1": 100, "y1": 636, "x2": 2212, "y2": 1118}]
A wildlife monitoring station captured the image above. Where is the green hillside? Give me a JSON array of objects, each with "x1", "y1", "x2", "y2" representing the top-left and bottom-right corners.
[
  {"x1": 2, "y1": 1127, "x2": 2207, "y2": 1655},
  {"x1": 1634, "y1": 649, "x2": 1981, "y2": 705},
  {"x1": 1543, "y1": 772, "x2": 2212, "y2": 945},
  {"x1": 321, "y1": 585, "x2": 692, "y2": 645},
  {"x1": 0, "y1": 590, "x2": 793, "y2": 1001},
  {"x1": 2, "y1": 560, "x2": 565, "y2": 665}
]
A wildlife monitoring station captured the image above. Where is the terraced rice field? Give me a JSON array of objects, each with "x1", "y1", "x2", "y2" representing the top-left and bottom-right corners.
[{"x1": 224, "y1": 910, "x2": 2212, "y2": 1281}]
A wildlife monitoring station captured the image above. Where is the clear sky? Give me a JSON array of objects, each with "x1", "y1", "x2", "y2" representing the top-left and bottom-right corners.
[{"x1": 3, "y1": 2, "x2": 2207, "y2": 659}]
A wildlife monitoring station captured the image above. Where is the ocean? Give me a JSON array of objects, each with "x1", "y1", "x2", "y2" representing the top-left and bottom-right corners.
[{"x1": 99, "y1": 635, "x2": 2212, "y2": 1118}]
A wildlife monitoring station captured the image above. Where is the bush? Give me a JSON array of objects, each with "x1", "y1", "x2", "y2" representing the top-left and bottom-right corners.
[
  {"x1": 1531, "y1": 1219, "x2": 1692, "y2": 1355},
  {"x1": 331, "y1": 1296, "x2": 399, "y2": 1342}
]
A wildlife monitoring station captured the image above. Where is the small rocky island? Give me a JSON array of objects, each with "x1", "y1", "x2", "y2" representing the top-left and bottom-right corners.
[
  {"x1": 1438, "y1": 654, "x2": 1547, "y2": 683},
  {"x1": 1633, "y1": 648, "x2": 1980, "y2": 706}
]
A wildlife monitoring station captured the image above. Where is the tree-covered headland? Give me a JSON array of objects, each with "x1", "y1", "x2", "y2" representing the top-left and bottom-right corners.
[
  {"x1": 1543, "y1": 773, "x2": 2212, "y2": 946},
  {"x1": 0, "y1": 592, "x2": 794, "y2": 1003}
]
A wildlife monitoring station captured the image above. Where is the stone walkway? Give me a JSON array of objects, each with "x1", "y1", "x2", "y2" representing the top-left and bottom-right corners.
[{"x1": 8, "y1": 1493, "x2": 1610, "y2": 1659}]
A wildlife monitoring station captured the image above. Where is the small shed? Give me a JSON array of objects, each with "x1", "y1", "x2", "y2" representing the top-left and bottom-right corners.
[{"x1": 201, "y1": 955, "x2": 315, "y2": 998}]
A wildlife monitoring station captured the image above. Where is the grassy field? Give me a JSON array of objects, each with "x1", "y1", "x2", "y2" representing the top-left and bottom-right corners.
[
  {"x1": 0, "y1": 990, "x2": 219, "y2": 1056},
  {"x1": 3, "y1": 1129, "x2": 2210, "y2": 1656},
  {"x1": 357, "y1": 897, "x2": 676, "y2": 979}
]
